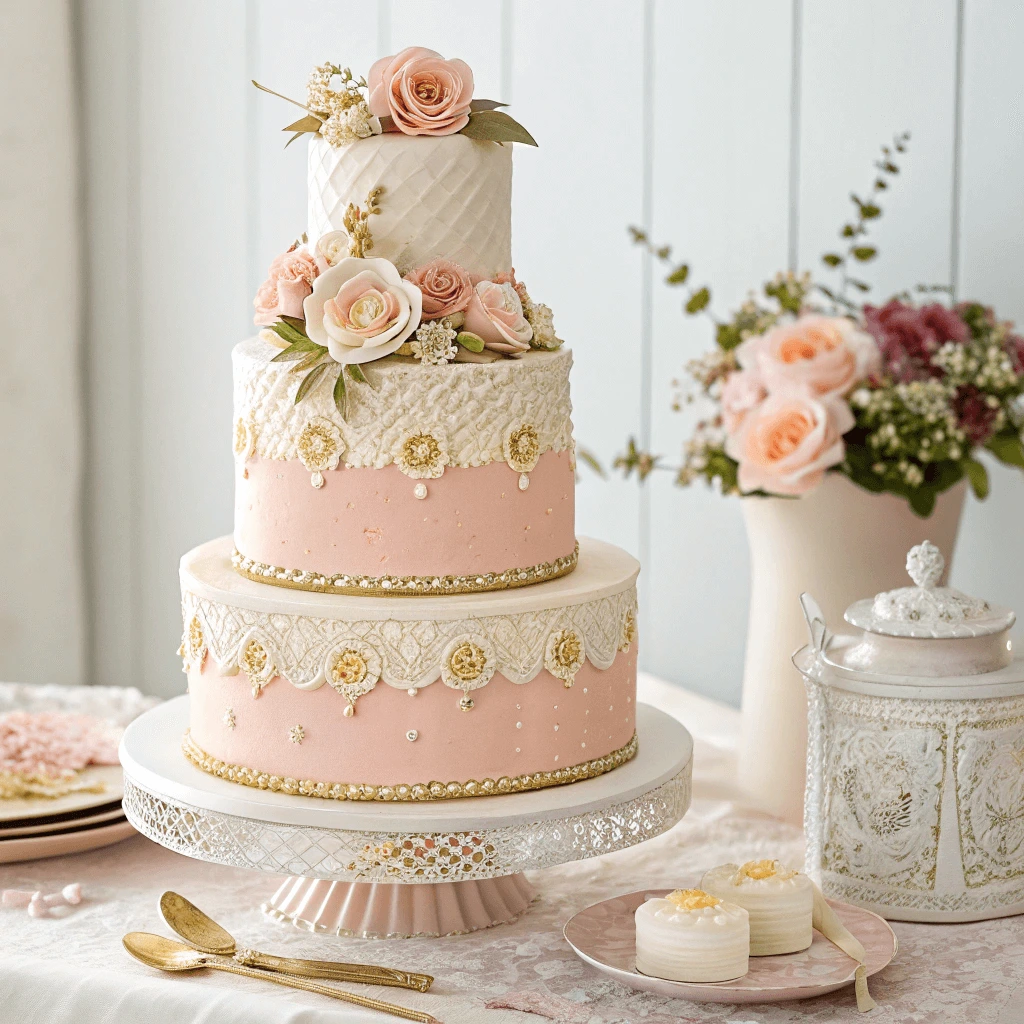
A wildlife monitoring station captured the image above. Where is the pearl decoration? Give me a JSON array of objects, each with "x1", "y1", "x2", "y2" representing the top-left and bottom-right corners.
[
  {"x1": 518, "y1": 473, "x2": 530, "y2": 491},
  {"x1": 406, "y1": 730, "x2": 418, "y2": 742},
  {"x1": 343, "y1": 703, "x2": 355, "y2": 718},
  {"x1": 413, "y1": 483, "x2": 428, "y2": 499},
  {"x1": 459, "y1": 696, "x2": 475, "y2": 711},
  {"x1": 407, "y1": 687, "x2": 417, "y2": 696}
]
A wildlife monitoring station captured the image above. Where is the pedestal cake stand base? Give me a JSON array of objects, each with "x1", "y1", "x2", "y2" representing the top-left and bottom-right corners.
[{"x1": 120, "y1": 697, "x2": 692, "y2": 938}]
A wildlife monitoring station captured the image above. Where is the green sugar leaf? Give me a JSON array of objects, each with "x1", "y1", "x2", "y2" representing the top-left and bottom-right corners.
[
  {"x1": 456, "y1": 331, "x2": 486, "y2": 353},
  {"x1": 294, "y1": 360, "x2": 330, "y2": 404},
  {"x1": 333, "y1": 365, "x2": 347, "y2": 417},
  {"x1": 469, "y1": 98, "x2": 509, "y2": 111},
  {"x1": 346, "y1": 363, "x2": 369, "y2": 384},
  {"x1": 459, "y1": 110, "x2": 538, "y2": 147},
  {"x1": 283, "y1": 114, "x2": 323, "y2": 134}
]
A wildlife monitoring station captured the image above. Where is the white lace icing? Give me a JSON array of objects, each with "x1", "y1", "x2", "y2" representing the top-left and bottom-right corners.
[
  {"x1": 181, "y1": 583, "x2": 637, "y2": 693},
  {"x1": 233, "y1": 337, "x2": 573, "y2": 470}
]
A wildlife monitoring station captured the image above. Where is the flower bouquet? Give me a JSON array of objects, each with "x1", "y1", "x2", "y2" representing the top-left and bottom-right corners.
[{"x1": 620, "y1": 135, "x2": 1024, "y2": 518}]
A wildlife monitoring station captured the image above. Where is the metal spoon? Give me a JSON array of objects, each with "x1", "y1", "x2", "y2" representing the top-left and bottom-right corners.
[
  {"x1": 159, "y1": 891, "x2": 433, "y2": 992},
  {"x1": 123, "y1": 933, "x2": 440, "y2": 1024}
]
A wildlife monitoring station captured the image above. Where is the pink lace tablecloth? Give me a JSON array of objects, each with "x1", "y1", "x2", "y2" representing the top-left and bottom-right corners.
[{"x1": 1, "y1": 677, "x2": 1022, "y2": 1024}]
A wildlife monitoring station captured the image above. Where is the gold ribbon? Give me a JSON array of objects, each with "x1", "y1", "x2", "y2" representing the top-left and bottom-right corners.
[{"x1": 811, "y1": 881, "x2": 877, "y2": 1013}]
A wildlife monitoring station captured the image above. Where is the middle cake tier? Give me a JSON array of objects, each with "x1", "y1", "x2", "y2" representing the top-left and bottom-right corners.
[
  {"x1": 180, "y1": 536, "x2": 638, "y2": 800},
  {"x1": 233, "y1": 335, "x2": 577, "y2": 594}
]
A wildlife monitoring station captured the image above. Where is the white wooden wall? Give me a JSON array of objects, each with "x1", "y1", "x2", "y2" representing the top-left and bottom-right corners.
[{"x1": 71, "y1": 0, "x2": 1024, "y2": 701}]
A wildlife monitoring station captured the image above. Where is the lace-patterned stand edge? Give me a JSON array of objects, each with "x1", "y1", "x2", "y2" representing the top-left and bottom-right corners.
[
  {"x1": 182, "y1": 728, "x2": 638, "y2": 802},
  {"x1": 231, "y1": 542, "x2": 579, "y2": 596}
]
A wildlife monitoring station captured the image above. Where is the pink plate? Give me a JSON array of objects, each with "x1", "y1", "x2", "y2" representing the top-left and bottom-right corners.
[
  {"x1": 563, "y1": 888, "x2": 897, "y2": 1004},
  {"x1": 0, "y1": 818, "x2": 136, "y2": 864}
]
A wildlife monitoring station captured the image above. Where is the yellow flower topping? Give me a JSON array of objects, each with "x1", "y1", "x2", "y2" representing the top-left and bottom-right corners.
[
  {"x1": 737, "y1": 859, "x2": 797, "y2": 882},
  {"x1": 666, "y1": 889, "x2": 722, "y2": 911}
]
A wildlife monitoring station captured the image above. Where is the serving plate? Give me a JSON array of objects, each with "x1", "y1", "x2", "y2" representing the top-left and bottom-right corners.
[
  {"x1": 564, "y1": 888, "x2": 897, "y2": 1004},
  {"x1": 0, "y1": 817, "x2": 135, "y2": 865}
]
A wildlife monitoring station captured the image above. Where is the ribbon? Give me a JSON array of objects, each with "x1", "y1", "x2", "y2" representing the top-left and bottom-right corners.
[{"x1": 811, "y1": 882, "x2": 877, "y2": 1012}]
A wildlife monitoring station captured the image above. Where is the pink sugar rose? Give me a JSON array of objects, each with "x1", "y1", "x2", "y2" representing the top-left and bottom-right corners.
[
  {"x1": 368, "y1": 47, "x2": 474, "y2": 137},
  {"x1": 463, "y1": 280, "x2": 533, "y2": 355},
  {"x1": 405, "y1": 258, "x2": 474, "y2": 318},
  {"x1": 253, "y1": 246, "x2": 319, "y2": 327},
  {"x1": 303, "y1": 256, "x2": 422, "y2": 365},
  {"x1": 720, "y1": 368, "x2": 768, "y2": 433},
  {"x1": 725, "y1": 391, "x2": 854, "y2": 496},
  {"x1": 737, "y1": 315, "x2": 880, "y2": 399}
]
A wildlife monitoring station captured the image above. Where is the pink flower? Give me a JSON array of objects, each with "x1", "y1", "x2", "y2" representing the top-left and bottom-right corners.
[
  {"x1": 864, "y1": 300, "x2": 969, "y2": 382},
  {"x1": 303, "y1": 256, "x2": 422, "y2": 365},
  {"x1": 368, "y1": 47, "x2": 473, "y2": 137},
  {"x1": 405, "y1": 258, "x2": 473, "y2": 318},
  {"x1": 253, "y1": 247, "x2": 318, "y2": 327},
  {"x1": 463, "y1": 280, "x2": 533, "y2": 355},
  {"x1": 737, "y1": 315, "x2": 880, "y2": 399},
  {"x1": 720, "y1": 369, "x2": 768, "y2": 433},
  {"x1": 725, "y1": 392, "x2": 855, "y2": 496},
  {"x1": 953, "y1": 385, "x2": 999, "y2": 446}
]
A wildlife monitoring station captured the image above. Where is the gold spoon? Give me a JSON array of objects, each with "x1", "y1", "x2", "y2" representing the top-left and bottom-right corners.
[
  {"x1": 123, "y1": 933, "x2": 441, "y2": 1024},
  {"x1": 159, "y1": 891, "x2": 433, "y2": 992}
]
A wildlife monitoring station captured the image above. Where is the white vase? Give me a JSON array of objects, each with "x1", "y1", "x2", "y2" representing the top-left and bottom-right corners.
[{"x1": 738, "y1": 474, "x2": 966, "y2": 825}]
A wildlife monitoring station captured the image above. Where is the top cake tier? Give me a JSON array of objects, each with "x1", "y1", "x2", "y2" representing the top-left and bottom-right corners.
[{"x1": 307, "y1": 133, "x2": 512, "y2": 280}]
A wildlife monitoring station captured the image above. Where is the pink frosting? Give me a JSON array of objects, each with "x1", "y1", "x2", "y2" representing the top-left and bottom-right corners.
[
  {"x1": 234, "y1": 450, "x2": 576, "y2": 579},
  {"x1": 188, "y1": 649, "x2": 637, "y2": 786}
]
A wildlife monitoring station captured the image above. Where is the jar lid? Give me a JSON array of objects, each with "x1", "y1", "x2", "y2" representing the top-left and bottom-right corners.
[{"x1": 844, "y1": 541, "x2": 1015, "y2": 639}]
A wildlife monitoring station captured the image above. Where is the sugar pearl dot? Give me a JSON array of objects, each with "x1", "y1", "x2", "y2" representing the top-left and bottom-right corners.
[
  {"x1": 553, "y1": 725, "x2": 559, "y2": 731},
  {"x1": 515, "y1": 747, "x2": 521, "y2": 753},
  {"x1": 343, "y1": 704, "x2": 355, "y2": 718},
  {"x1": 406, "y1": 730, "x2": 418, "y2": 742},
  {"x1": 518, "y1": 473, "x2": 530, "y2": 491},
  {"x1": 516, "y1": 721, "x2": 522, "y2": 729},
  {"x1": 413, "y1": 483, "x2": 428, "y2": 499},
  {"x1": 407, "y1": 688, "x2": 417, "y2": 697}
]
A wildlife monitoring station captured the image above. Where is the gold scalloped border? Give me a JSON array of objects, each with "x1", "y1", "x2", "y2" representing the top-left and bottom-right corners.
[
  {"x1": 182, "y1": 729, "x2": 638, "y2": 801},
  {"x1": 232, "y1": 543, "x2": 579, "y2": 597}
]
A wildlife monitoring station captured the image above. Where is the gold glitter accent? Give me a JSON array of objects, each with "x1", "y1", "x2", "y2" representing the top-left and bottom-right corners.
[
  {"x1": 737, "y1": 859, "x2": 798, "y2": 882},
  {"x1": 240, "y1": 639, "x2": 268, "y2": 677},
  {"x1": 181, "y1": 729, "x2": 638, "y2": 802},
  {"x1": 504, "y1": 424, "x2": 541, "y2": 473},
  {"x1": 620, "y1": 608, "x2": 637, "y2": 653},
  {"x1": 343, "y1": 187, "x2": 383, "y2": 258},
  {"x1": 223, "y1": 707, "x2": 236, "y2": 730},
  {"x1": 187, "y1": 616, "x2": 204, "y2": 660},
  {"x1": 666, "y1": 889, "x2": 722, "y2": 911},
  {"x1": 231, "y1": 542, "x2": 578, "y2": 597},
  {"x1": 329, "y1": 649, "x2": 367, "y2": 687},
  {"x1": 448, "y1": 642, "x2": 487, "y2": 683},
  {"x1": 546, "y1": 628, "x2": 584, "y2": 686}
]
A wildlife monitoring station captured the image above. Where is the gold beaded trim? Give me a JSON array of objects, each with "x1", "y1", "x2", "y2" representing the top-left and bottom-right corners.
[
  {"x1": 231, "y1": 542, "x2": 579, "y2": 597},
  {"x1": 182, "y1": 729, "x2": 638, "y2": 802}
]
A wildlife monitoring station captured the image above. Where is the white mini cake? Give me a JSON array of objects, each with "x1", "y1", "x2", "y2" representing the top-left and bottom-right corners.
[
  {"x1": 634, "y1": 889, "x2": 749, "y2": 983},
  {"x1": 701, "y1": 860, "x2": 813, "y2": 956}
]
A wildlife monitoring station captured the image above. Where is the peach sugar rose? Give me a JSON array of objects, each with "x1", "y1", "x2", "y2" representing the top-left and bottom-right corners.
[
  {"x1": 368, "y1": 46, "x2": 474, "y2": 137},
  {"x1": 725, "y1": 391, "x2": 854, "y2": 496},
  {"x1": 463, "y1": 280, "x2": 533, "y2": 355},
  {"x1": 253, "y1": 246, "x2": 318, "y2": 326},
  {"x1": 405, "y1": 258, "x2": 473, "y2": 318},
  {"x1": 737, "y1": 314, "x2": 880, "y2": 399}
]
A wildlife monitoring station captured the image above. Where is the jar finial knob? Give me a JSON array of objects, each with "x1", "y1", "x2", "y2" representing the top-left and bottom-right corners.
[{"x1": 906, "y1": 541, "x2": 944, "y2": 590}]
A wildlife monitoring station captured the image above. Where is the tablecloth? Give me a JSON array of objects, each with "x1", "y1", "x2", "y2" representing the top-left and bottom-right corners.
[{"x1": 1, "y1": 675, "x2": 1023, "y2": 1024}]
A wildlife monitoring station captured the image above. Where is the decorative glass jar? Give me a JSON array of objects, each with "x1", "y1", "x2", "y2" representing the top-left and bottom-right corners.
[{"x1": 794, "y1": 541, "x2": 1024, "y2": 923}]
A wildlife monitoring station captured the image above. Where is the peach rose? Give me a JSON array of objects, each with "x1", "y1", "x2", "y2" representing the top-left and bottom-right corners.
[
  {"x1": 253, "y1": 247, "x2": 318, "y2": 326},
  {"x1": 725, "y1": 392, "x2": 854, "y2": 496},
  {"x1": 368, "y1": 47, "x2": 473, "y2": 137},
  {"x1": 737, "y1": 315, "x2": 880, "y2": 399},
  {"x1": 720, "y1": 369, "x2": 767, "y2": 433},
  {"x1": 405, "y1": 258, "x2": 473, "y2": 318},
  {"x1": 463, "y1": 280, "x2": 533, "y2": 355},
  {"x1": 303, "y1": 256, "x2": 422, "y2": 365}
]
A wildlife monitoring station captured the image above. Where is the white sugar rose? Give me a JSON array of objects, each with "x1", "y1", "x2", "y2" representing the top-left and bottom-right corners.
[{"x1": 303, "y1": 256, "x2": 422, "y2": 365}]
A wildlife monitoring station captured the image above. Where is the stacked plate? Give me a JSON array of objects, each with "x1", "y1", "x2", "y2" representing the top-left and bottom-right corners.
[{"x1": 1, "y1": 683, "x2": 158, "y2": 864}]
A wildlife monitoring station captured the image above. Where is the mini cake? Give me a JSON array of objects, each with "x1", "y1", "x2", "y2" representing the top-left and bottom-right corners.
[
  {"x1": 634, "y1": 889, "x2": 749, "y2": 983},
  {"x1": 701, "y1": 860, "x2": 813, "y2": 956}
]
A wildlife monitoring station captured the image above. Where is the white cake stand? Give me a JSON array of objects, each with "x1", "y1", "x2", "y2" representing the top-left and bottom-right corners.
[{"x1": 120, "y1": 696, "x2": 692, "y2": 938}]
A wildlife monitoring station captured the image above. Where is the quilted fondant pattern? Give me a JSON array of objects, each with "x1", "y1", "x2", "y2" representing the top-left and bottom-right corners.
[{"x1": 307, "y1": 134, "x2": 513, "y2": 278}]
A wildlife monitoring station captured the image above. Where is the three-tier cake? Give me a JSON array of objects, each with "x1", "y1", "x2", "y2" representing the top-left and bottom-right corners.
[{"x1": 178, "y1": 47, "x2": 640, "y2": 801}]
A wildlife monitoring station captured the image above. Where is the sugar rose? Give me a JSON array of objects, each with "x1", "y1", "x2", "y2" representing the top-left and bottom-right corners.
[
  {"x1": 725, "y1": 392, "x2": 854, "y2": 496},
  {"x1": 368, "y1": 46, "x2": 474, "y2": 137},
  {"x1": 253, "y1": 246, "x2": 318, "y2": 327},
  {"x1": 303, "y1": 256, "x2": 422, "y2": 365},
  {"x1": 405, "y1": 258, "x2": 473, "y2": 318},
  {"x1": 463, "y1": 280, "x2": 533, "y2": 355},
  {"x1": 738, "y1": 315, "x2": 880, "y2": 399}
]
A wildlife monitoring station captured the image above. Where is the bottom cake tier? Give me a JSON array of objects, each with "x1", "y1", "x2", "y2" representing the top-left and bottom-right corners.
[{"x1": 178, "y1": 536, "x2": 639, "y2": 800}]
